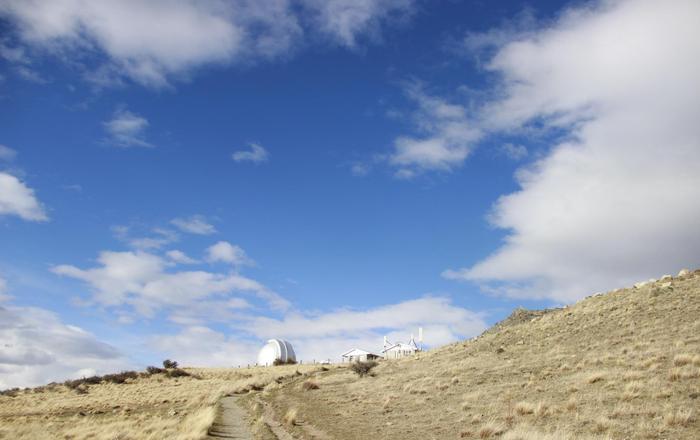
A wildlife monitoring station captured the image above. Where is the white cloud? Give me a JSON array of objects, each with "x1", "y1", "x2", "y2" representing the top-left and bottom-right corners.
[
  {"x1": 150, "y1": 326, "x2": 260, "y2": 368},
  {"x1": 0, "y1": 0, "x2": 246, "y2": 88},
  {"x1": 232, "y1": 142, "x2": 269, "y2": 163},
  {"x1": 102, "y1": 107, "x2": 152, "y2": 148},
  {"x1": 388, "y1": 83, "x2": 481, "y2": 178},
  {"x1": 444, "y1": 0, "x2": 700, "y2": 301},
  {"x1": 243, "y1": 296, "x2": 487, "y2": 362},
  {"x1": 0, "y1": 0, "x2": 413, "y2": 88},
  {"x1": 112, "y1": 225, "x2": 178, "y2": 250},
  {"x1": 206, "y1": 241, "x2": 253, "y2": 266},
  {"x1": 166, "y1": 250, "x2": 199, "y2": 265},
  {"x1": 150, "y1": 296, "x2": 486, "y2": 366},
  {"x1": 0, "y1": 144, "x2": 17, "y2": 161},
  {"x1": 246, "y1": 296, "x2": 484, "y2": 340},
  {"x1": 0, "y1": 172, "x2": 48, "y2": 222},
  {"x1": 301, "y1": 0, "x2": 414, "y2": 48},
  {"x1": 51, "y1": 246, "x2": 288, "y2": 317},
  {"x1": 171, "y1": 215, "x2": 217, "y2": 235},
  {"x1": 0, "y1": 305, "x2": 129, "y2": 389}
]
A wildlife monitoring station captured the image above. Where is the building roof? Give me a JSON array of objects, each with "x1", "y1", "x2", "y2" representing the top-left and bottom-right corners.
[
  {"x1": 381, "y1": 342, "x2": 418, "y2": 353},
  {"x1": 341, "y1": 348, "x2": 380, "y2": 357}
]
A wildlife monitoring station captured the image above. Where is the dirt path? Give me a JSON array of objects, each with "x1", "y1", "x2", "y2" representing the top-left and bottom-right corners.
[{"x1": 207, "y1": 396, "x2": 254, "y2": 440}]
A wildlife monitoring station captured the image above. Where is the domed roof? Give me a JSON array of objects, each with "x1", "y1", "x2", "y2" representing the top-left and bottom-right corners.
[{"x1": 257, "y1": 339, "x2": 296, "y2": 366}]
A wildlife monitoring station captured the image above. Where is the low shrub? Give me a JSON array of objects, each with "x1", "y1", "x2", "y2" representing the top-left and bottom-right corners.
[
  {"x1": 162, "y1": 359, "x2": 178, "y2": 369},
  {"x1": 146, "y1": 366, "x2": 166, "y2": 375},
  {"x1": 273, "y1": 358, "x2": 297, "y2": 366},
  {"x1": 0, "y1": 387, "x2": 20, "y2": 397},
  {"x1": 350, "y1": 360, "x2": 378, "y2": 377},
  {"x1": 102, "y1": 371, "x2": 140, "y2": 384},
  {"x1": 166, "y1": 368, "x2": 191, "y2": 378}
]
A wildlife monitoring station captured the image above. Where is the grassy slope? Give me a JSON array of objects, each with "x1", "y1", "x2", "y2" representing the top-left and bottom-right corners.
[{"x1": 259, "y1": 270, "x2": 700, "y2": 439}]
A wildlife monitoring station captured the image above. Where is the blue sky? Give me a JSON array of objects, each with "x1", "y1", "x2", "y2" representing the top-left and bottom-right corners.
[{"x1": 1, "y1": 0, "x2": 699, "y2": 388}]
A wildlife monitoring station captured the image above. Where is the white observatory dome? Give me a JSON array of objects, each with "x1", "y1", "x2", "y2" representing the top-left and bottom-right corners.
[{"x1": 257, "y1": 339, "x2": 296, "y2": 366}]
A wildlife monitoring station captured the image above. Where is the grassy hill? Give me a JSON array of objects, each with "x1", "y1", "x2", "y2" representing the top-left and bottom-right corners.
[
  {"x1": 246, "y1": 269, "x2": 700, "y2": 439},
  {"x1": 1, "y1": 269, "x2": 698, "y2": 439}
]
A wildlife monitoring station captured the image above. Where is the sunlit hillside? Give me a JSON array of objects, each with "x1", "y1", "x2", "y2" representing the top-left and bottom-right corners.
[{"x1": 249, "y1": 269, "x2": 700, "y2": 439}]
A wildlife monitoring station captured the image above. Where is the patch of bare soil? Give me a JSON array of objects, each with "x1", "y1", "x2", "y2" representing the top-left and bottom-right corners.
[{"x1": 207, "y1": 396, "x2": 254, "y2": 440}]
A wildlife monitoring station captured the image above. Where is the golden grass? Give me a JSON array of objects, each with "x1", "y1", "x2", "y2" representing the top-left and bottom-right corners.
[
  {"x1": 664, "y1": 408, "x2": 695, "y2": 427},
  {"x1": 254, "y1": 269, "x2": 700, "y2": 439},
  {"x1": 673, "y1": 354, "x2": 694, "y2": 366},
  {"x1": 478, "y1": 420, "x2": 506, "y2": 438},
  {"x1": 283, "y1": 407, "x2": 298, "y2": 426},
  {"x1": 0, "y1": 364, "x2": 324, "y2": 440}
]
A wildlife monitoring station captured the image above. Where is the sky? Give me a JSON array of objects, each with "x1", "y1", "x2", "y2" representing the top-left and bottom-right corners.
[{"x1": 1, "y1": 0, "x2": 699, "y2": 388}]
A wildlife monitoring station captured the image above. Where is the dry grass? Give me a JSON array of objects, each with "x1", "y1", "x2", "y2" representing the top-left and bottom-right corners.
[
  {"x1": 283, "y1": 407, "x2": 298, "y2": 426},
  {"x1": 255, "y1": 269, "x2": 700, "y2": 439},
  {"x1": 0, "y1": 364, "x2": 323, "y2": 440},
  {"x1": 673, "y1": 354, "x2": 695, "y2": 366},
  {"x1": 664, "y1": 408, "x2": 695, "y2": 427},
  {"x1": 478, "y1": 420, "x2": 506, "y2": 438},
  {"x1": 515, "y1": 401, "x2": 535, "y2": 415}
]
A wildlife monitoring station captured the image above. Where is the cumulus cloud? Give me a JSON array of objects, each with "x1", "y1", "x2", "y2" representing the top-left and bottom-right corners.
[
  {"x1": 247, "y1": 296, "x2": 485, "y2": 340},
  {"x1": 244, "y1": 296, "x2": 486, "y2": 362},
  {"x1": 102, "y1": 107, "x2": 152, "y2": 148},
  {"x1": 166, "y1": 250, "x2": 199, "y2": 265},
  {"x1": 0, "y1": 305, "x2": 129, "y2": 389},
  {"x1": 51, "y1": 245, "x2": 288, "y2": 317},
  {"x1": 206, "y1": 241, "x2": 253, "y2": 266},
  {"x1": 151, "y1": 296, "x2": 485, "y2": 366},
  {"x1": 0, "y1": 172, "x2": 48, "y2": 221},
  {"x1": 0, "y1": 0, "x2": 413, "y2": 88},
  {"x1": 444, "y1": 0, "x2": 700, "y2": 301},
  {"x1": 388, "y1": 83, "x2": 481, "y2": 178},
  {"x1": 171, "y1": 215, "x2": 217, "y2": 235},
  {"x1": 231, "y1": 142, "x2": 269, "y2": 163},
  {"x1": 150, "y1": 326, "x2": 260, "y2": 367}
]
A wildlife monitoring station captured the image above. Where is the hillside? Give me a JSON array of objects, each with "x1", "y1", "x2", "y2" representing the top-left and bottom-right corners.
[
  {"x1": 246, "y1": 269, "x2": 700, "y2": 439},
  {"x1": 1, "y1": 269, "x2": 698, "y2": 439}
]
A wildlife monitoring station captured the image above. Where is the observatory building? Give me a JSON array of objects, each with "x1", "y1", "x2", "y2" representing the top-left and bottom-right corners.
[{"x1": 257, "y1": 339, "x2": 296, "y2": 366}]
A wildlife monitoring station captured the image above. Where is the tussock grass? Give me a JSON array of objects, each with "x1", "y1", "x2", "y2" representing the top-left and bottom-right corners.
[
  {"x1": 664, "y1": 408, "x2": 695, "y2": 427},
  {"x1": 283, "y1": 408, "x2": 298, "y2": 426},
  {"x1": 515, "y1": 401, "x2": 535, "y2": 415},
  {"x1": 478, "y1": 420, "x2": 506, "y2": 438}
]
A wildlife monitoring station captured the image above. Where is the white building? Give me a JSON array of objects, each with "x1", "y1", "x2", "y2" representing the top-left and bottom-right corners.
[
  {"x1": 257, "y1": 339, "x2": 296, "y2": 366},
  {"x1": 382, "y1": 333, "x2": 421, "y2": 359},
  {"x1": 341, "y1": 348, "x2": 381, "y2": 363}
]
